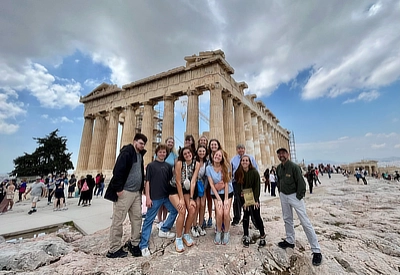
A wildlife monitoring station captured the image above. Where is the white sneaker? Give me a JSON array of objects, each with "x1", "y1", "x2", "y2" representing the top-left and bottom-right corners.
[
  {"x1": 158, "y1": 230, "x2": 175, "y2": 238},
  {"x1": 198, "y1": 226, "x2": 206, "y2": 236},
  {"x1": 141, "y1": 247, "x2": 151, "y2": 257},
  {"x1": 191, "y1": 226, "x2": 199, "y2": 237},
  {"x1": 157, "y1": 221, "x2": 164, "y2": 229}
]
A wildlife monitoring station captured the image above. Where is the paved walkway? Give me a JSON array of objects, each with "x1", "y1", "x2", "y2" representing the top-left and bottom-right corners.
[{"x1": 0, "y1": 195, "x2": 114, "y2": 239}]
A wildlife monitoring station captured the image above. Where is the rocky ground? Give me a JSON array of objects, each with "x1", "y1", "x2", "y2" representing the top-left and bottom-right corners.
[{"x1": 0, "y1": 174, "x2": 399, "y2": 275}]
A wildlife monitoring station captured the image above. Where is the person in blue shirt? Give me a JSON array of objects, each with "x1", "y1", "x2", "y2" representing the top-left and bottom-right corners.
[{"x1": 206, "y1": 149, "x2": 233, "y2": 245}]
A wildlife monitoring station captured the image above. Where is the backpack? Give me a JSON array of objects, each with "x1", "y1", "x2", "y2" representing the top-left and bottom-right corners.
[{"x1": 81, "y1": 181, "x2": 89, "y2": 192}]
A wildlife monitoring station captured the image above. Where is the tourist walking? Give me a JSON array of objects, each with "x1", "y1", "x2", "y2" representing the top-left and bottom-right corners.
[
  {"x1": 263, "y1": 168, "x2": 270, "y2": 194},
  {"x1": 68, "y1": 174, "x2": 77, "y2": 198},
  {"x1": 51, "y1": 178, "x2": 67, "y2": 211},
  {"x1": 17, "y1": 179, "x2": 27, "y2": 202},
  {"x1": 0, "y1": 181, "x2": 15, "y2": 214},
  {"x1": 305, "y1": 165, "x2": 314, "y2": 194},
  {"x1": 270, "y1": 167, "x2": 277, "y2": 197},
  {"x1": 24, "y1": 176, "x2": 46, "y2": 215},
  {"x1": 47, "y1": 174, "x2": 55, "y2": 205},
  {"x1": 105, "y1": 133, "x2": 148, "y2": 258},
  {"x1": 276, "y1": 147, "x2": 322, "y2": 266}
]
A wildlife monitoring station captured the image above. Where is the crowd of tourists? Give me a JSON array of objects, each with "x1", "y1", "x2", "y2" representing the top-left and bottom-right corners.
[
  {"x1": 0, "y1": 172, "x2": 106, "y2": 215},
  {"x1": 104, "y1": 133, "x2": 323, "y2": 266}
]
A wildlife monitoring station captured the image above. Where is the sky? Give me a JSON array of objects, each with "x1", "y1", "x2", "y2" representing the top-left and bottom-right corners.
[{"x1": 1, "y1": 0, "x2": 400, "y2": 174}]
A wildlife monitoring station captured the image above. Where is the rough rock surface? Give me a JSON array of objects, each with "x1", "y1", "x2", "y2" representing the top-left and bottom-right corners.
[{"x1": 1, "y1": 174, "x2": 399, "y2": 274}]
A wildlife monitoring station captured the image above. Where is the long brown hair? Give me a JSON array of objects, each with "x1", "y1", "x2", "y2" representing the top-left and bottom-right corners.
[
  {"x1": 234, "y1": 155, "x2": 254, "y2": 184},
  {"x1": 212, "y1": 149, "x2": 231, "y2": 183}
]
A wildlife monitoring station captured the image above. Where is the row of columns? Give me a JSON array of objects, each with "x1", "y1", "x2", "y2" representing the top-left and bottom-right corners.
[{"x1": 76, "y1": 86, "x2": 289, "y2": 178}]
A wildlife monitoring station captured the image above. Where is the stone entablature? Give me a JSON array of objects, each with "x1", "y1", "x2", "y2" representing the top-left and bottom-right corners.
[{"x1": 76, "y1": 50, "x2": 290, "y2": 179}]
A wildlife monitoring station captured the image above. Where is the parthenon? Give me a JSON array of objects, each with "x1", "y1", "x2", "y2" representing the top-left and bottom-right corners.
[{"x1": 75, "y1": 50, "x2": 290, "y2": 179}]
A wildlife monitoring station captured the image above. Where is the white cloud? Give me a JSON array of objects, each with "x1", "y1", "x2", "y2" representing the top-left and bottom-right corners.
[
  {"x1": 84, "y1": 78, "x2": 108, "y2": 90},
  {"x1": 0, "y1": 61, "x2": 82, "y2": 109},
  {"x1": 371, "y1": 143, "x2": 386, "y2": 149},
  {"x1": 395, "y1": 144, "x2": 400, "y2": 148},
  {"x1": 0, "y1": 121, "x2": 19, "y2": 135},
  {"x1": 0, "y1": 92, "x2": 26, "y2": 135},
  {"x1": 343, "y1": 90, "x2": 380, "y2": 104},
  {"x1": 51, "y1": 116, "x2": 74, "y2": 124},
  {"x1": 41, "y1": 114, "x2": 49, "y2": 119},
  {"x1": 338, "y1": 136, "x2": 349, "y2": 140},
  {"x1": 365, "y1": 132, "x2": 373, "y2": 137},
  {"x1": 0, "y1": 1, "x2": 398, "y2": 101}
]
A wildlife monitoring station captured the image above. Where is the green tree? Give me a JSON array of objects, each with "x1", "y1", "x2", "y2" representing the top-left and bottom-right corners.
[{"x1": 10, "y1": 129, "x2": 74, "y2": 177}]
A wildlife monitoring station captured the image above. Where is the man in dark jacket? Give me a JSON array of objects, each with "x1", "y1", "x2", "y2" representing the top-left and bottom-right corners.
[
  {"x1": 276, "y1": 147, "x2": 322, "y2": 266},
  {"x1": 105, "y1": 133, "x2": 148, "y2": 258}
]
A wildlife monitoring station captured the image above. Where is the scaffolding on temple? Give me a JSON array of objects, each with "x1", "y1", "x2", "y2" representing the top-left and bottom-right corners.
[{"x1": 289, "y1": 131, "x2": 297, "y2": 163}]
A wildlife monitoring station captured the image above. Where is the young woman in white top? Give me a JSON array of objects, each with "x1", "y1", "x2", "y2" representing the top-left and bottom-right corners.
[{"x1": 169, "y1": 147, "x2": 200, "y2": 252}]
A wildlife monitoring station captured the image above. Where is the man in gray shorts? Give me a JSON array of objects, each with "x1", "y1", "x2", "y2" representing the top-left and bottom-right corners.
[{"x1": 24, "y1": 176, "x2": 46, "y2": 215}]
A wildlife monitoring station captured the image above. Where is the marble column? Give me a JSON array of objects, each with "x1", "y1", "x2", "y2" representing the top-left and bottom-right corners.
[
  {"x1": 162, "y1": 95, "x2": 176, "y2": 143},
  {"x1": 263, "y1": 120, "x2": 271, "y2": 167},
  {"x1": 273, "y1": 127, "x2": 279, "y2": 164},
  {"x1": 258, "y1": 117, "x2": 267, "y2": 170},
  {"x1": 121, "y1": 105, "x2": 137, "y2": 147},
  {"x1": 251, "y1": 112, "x2": 261, "y2": 170},
  {"x1": 234, "y1": 101, "x2": 245, "y2": 146},
  {"x1": 209, "y1": 84, "x2": 224, "y2": 148},
  {"x1": 186, "y1": 90, "x2": 201, "y2": 141},
  {"x1": 223, "y1": 92, "x2": 236, "y2": 159},
  {"x1": 87, "y1": 115, "x2": 107, "y2": 172},
  {"x1": 268, "y1": 124, "x2": 275, "y2": 165},
  {"x1": 102, "y1": 109, "x2": 119, "y2": 173},
  {"x1": 243, "y1": 106, "x2": 254, "y2": 156},
  {"x1": 76, "y1": 116, "x2": 94, "y2": 172},
  {"x1": 141, "y1": 101, "x2": 155, "y2": 166}
]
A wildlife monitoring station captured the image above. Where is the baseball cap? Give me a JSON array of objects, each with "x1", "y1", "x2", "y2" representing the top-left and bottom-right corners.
[{"x1": 276, "y1": 148, "x2": 288, "y2": 154}]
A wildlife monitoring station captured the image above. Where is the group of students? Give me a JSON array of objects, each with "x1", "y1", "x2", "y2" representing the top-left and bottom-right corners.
[
  {"x1": 105, "y1": 133, "x2": 267, "y2": 258},
  {"x1": 104, "y1": 133, "x2": 323, "y2": 266}
]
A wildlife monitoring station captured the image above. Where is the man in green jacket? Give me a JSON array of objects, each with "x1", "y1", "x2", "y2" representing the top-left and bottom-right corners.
[{"x1": 276, "y1": 147, "x2": 322, "y2": 266}]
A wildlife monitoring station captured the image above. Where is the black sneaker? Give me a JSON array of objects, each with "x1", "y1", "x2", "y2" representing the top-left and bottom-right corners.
[
  {"x1": 259, "y1": 237, "x2": 266, "y2": 247},
  {"x1": 28, "y1": 209, "x2": 37, "y2": 215},
  {"x1": 126, "y1": 241, "x2": 142, "y2": 257},
  {"x1": 278, "y1": 240, "x2": 295, "y2": 249},
  {"x1": 312, "y1": 253, "x2": 322, "y2": 266},
  {"x1": 106, "y1": 247, "x2": 128, "y2": 258},
  {"x1": 231, "y1": 221, "x2": 239, "y2": 226},
  {"x1": 243, "y1": 236, "x2": 250, "y2": 248}
]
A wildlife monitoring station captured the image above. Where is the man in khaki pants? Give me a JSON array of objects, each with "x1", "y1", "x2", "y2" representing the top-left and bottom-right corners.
[{"x1": 104, "y1": 133, "x2": 148, "y2": 258}]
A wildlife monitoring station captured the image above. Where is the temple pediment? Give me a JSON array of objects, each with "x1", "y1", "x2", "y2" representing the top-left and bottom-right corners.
[{"x1": 80, "y1": 83, "x2": 122, "y2": 103}]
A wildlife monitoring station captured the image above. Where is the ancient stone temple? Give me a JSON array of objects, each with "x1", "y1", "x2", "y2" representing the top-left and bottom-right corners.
[{"x1": 75, "y1": 50, "x2": 290, "y2": 179}]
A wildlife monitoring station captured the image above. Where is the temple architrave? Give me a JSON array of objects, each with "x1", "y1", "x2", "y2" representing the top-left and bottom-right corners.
[{"x1": 75, "y1": 50, "x2": 290, "y2": 179}]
